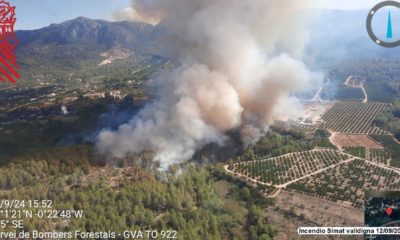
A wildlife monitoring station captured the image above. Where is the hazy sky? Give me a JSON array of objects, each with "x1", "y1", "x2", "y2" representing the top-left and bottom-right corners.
[
  {"x1": 13, "y1": 0, "x2": 131, "y2": 30},
  {"x1": 321, "y1": 0, "x2": 382, "y2": 10},
  {"x1": 11, "y1": 0, "x2": 385, "y2": 30}
]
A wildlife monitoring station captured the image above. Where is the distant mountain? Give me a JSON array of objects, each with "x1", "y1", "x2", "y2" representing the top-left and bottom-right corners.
[
  {"x1": 14, "y1": 11, "x2": 400, "y2": 83},
  {"x1": 17, "y1": 17, "x2": 154, "y2": 50},
  {"x1": 15, "y1": 17, "x2": 162, "y2": 73}
]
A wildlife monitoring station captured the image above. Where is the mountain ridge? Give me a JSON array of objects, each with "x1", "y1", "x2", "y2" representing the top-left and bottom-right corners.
[{"x1": 15, "y1": 16, "x2": 162, "y2": 78}]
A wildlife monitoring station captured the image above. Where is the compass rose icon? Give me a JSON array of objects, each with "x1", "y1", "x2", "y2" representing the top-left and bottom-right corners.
[{"x1": 367, "y1": 1, "x2": 400, "y2": 48}]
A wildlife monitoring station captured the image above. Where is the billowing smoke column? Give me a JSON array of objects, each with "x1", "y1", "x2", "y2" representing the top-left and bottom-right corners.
[{"x1": 98, "y1": 0, "x2": 320, "y2": 169}]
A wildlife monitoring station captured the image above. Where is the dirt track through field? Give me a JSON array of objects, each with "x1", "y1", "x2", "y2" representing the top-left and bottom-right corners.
[
  {"x1": 224, "y1": 156, "x2": 356, "y2": 189},
  {"x1": 360, "y1": 85, "x2": 367, "y2": 103},
  {"x1": 344, "y1": 75, "x2": 367, "y2": 103}
]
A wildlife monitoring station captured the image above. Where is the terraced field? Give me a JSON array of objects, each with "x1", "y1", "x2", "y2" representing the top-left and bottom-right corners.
[
  {"x1": 322, "y1": 102, "x2": 389, "y2": 134},
  {"x1": 287, "y1": 159, "x2": 400, "y2": 208},
  {"x1": 227, "y1": 150, "x2": 350, "y2": 186}
]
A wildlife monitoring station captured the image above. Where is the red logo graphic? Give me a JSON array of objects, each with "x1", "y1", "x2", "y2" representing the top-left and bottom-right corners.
[
  {"x1": 0, "y1": 0, "x2": 18, "y2": 84},
  {"x1": 386, "y1": 207, "x2": 393, "y2": 216}
]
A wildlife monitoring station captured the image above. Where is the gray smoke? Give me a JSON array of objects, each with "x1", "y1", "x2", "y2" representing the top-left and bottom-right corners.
[{"x1": 98, "y1": 0, "x2": 321, "y2": 169}]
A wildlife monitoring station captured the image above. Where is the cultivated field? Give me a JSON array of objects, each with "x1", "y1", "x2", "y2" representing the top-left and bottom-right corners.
[
  {"x1": 226, "y1": 147, "x2": 397, "y2": 208},
  {"x1": 322, "y1": 102, "x2": 389, "y2": 134},
  {"x1": 343, "y1": 147, "x2": 365, "y2": 159},
  {"x1": 227, "y1": 150, "x2": 350, "y2": 186},
  {"x1": 372, "y1": 135, "x2": 400, "y2": 167},
  {"x1": 289, "y1": 123, "x2": 316, "y2": 133},
  {"x1": 370, "y1": 149, "x2": 391, "y2": 165},
  {"x1": 287, "y1": 159, "x2": 400, "y2": 208}
]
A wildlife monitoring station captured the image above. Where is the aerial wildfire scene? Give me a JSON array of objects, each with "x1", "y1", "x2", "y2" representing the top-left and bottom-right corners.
[{"x1": 1, "y1": 0, "x2": 400, "y2": 239}]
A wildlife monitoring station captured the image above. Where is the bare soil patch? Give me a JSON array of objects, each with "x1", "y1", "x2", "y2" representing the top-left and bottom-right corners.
[
  {"x1": 331, "y1": 134, "x2": 383, "y2": 149},
  {"x1": 266, "y1": 190, "x2": 363, "y2": 240}
]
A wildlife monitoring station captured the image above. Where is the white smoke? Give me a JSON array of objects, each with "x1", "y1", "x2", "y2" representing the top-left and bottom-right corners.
[
  {"x1": 98, "y1": 0, "x2": 321, "y2": 169},
  {"x1": 113, "y1": 7, "x2": 161, "y2": 25},
  {"x1": 61, "y1": 105, "x2": 68, "y2": 115}
]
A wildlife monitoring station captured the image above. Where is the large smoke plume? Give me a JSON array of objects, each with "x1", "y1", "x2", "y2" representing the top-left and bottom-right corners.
[{"x1": 98, "y1": 0, "x2": 320, "y2": 169}]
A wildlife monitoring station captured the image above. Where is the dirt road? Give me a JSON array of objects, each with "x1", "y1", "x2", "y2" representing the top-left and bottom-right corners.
[
  {"x1": 343, "y1": 75, "x2": 367, "y2": 103},
  {"x1": 224, "y1": 156, "x2": 356, "y2": 189}
]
